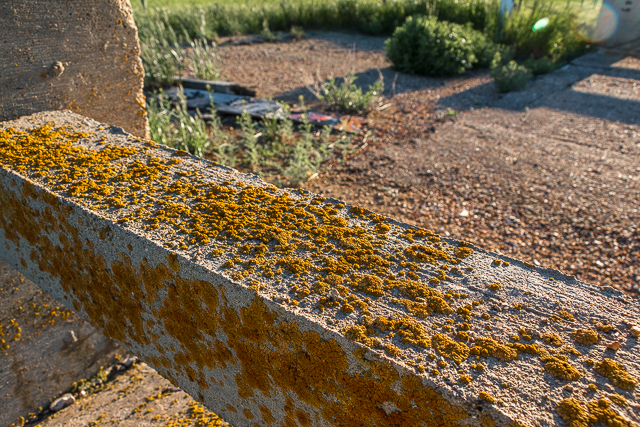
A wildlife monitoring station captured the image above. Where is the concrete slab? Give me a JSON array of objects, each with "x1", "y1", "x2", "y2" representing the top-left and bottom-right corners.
[
  {"x1": 0, "y1": 111, "x2": 638, "y2": 426},
  {"x1": 0, "y1": 259, "x2": 123, "y2": 427}
]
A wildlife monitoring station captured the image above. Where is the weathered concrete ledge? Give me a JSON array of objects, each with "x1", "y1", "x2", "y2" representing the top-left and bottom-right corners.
[{"x1": 0, "y1": 111, "x2": 638, "y2": 427}]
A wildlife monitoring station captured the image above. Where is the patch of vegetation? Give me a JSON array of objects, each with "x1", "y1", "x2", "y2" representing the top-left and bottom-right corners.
[
  {"x1": 146, "y1": 91, "x2": 354, "y2": 187},
  {"x1": 385, "y1": 16, "x2": 482, "y2": 76},
  {"x1": 313, "y1": 71, "x2": 383, "y2": 114},
  {"x1": 140, "y1": 19, "x2": 220, "y2": 87},
  {"x1": 491, "y1": 54, "x2": 532, "y2": 93},
  {"x1": 134, "y1": 0, "x2": 586, "y2": 72}
]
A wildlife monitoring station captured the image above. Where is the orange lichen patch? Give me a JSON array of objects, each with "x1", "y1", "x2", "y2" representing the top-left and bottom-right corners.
[
  {"x1": 541, "y1": 354, "x2": 582, "y2": 381},
  {"x1": 557, "y1": 398, "x2": 634, "y2": 427},
  {"x1": 571, "y1": 329, "x2": 600, "y2": 346},
  {"x1": 595, "y1": 323, "x2": 615, "y2": 333},
  {"x1": 355, "y1": 275, "x2": 385, "y2": 297},
  {"x1": 558, "y1": 310, "x2": 575, "y2": 322},
  {"x1": 432, "y1": 334, "x2": 470, "y2": 364},
  {"x1": 453, "y1": 242, "x2": 473, "y2": 259},
  {"x1": 470, "y1": 337, "x2": 518, "y2": 362},
  {"x1": 259, "y1": 406, "x2": 276, "y2": 425},
  {"x1": 542, "y1": 333, "x2": 564, "y2": 347},
  {"x1": 557, "y1": 398, "x2": 591, "y2": 427},
  {"x1": 608, "y1": 394, "x2": 627, "y2": 407},
  {"x1": 594, "y1": 359, "x2": 638, "y2": 390},
  {"x1": 404, "y1": 245, "x2": 452, "y2": 264},
  {"x1": 342, "y1": 325, "x2": 380, "y2": 348},
  {"x1": 395, "y1": 318, "x2": 431, "y2": 348},
  {"x1": 479, "y1": 391, "x2": 495, "y2": 403}
]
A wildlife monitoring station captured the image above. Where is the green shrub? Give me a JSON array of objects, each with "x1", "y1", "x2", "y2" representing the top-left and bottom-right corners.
[
  {"x1": 386, "y1": 16, "x2": 481, "y2": 76},
  {"x1": 522, "y1": 56, "x2": 558, "y2": 75},
  {"x1": 491, "y1": 58, "x2": 531, "y2": 93},
  {"x1": 499, "y1": 0, "x2": 587, "y2": 63},
  {"x1": 317, "y1": 71, "x2": 383, "y2": 114}
]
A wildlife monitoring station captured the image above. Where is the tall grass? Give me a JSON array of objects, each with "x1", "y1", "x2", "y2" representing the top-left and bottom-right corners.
[{"x1": 146, "y1": 90, "x2": 353, "y2": 186}]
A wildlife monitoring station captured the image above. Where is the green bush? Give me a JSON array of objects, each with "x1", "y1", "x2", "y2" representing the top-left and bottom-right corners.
[
  {"x1": 522, "y1": 56, "x2": 558, "y2": 75},
  {"x1": 385, "y1": 16, "x2": 480, "y2": 76},
  {"x1": 491, "y1": 57, "x2": 531, "y2": 93},
  {"x1": 499, "y1": 0, "x2": 587, "y2": 63}
]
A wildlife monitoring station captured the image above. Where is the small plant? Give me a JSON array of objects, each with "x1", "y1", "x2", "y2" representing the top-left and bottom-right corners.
[
  {"x1": 522, "y1": 56, "x2": 558, "y2": 76},
  {"x1": 147, "y1": 90, "x2": 174, "y2": 147},
  {"x1": 491, "y1": 55, "x2": 531, "y2": 93},
  {"x1": 186, "y1": 37, "x2": 221, "y2": 81},
  {"x1": 238, "y1": 108, "x2": 260, "y2": 169},
  {"x1": 290, "y1": 26, "x2": 306, "y2": 41},
  {"x1": 147, "y1": 90, "x2": 352, "y2": 187},
  {"x1": 141, "y1": 37, "x2": 185, "y2": 87},
  {"x1": 315, "y1": 71, "x2": 383, "y2": 114},
  {"x1": 146, "y1": 89, "x2": 212, "y2": 157},
  {"x1": 261, "y1": 19, "x2": 278, "y2": 42},
  {"x1": 385, "y1": 16, "x2": 480, "y2": 76}
]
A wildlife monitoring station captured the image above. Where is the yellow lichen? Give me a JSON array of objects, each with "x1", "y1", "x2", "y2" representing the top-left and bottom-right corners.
[
  {"x1": 570, "y1": 329, "x2": 600, "y2": 346},
  {"x1": 541, "y1": 354, "x2": 582, "y2": 381},
  {"x1": 470, "y1": 337, "x2": 518, "y2": 362},
  {"x1": 542, "y1": 333, "x2": 564, "y2": 347},
  {"x1": 594, "y1": 359, "x2": 638, "y2": 390},
  {"x1": 432, "y1": 334, "x2": 470, "y2": 364},
  {"x1": 479, "y1": 391, "x2": 495, "y2": 403}
]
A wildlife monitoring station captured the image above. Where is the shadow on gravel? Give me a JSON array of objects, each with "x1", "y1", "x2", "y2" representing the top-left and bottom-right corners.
[
  {"x1": 436, "y1": 54, "x2": 640, "y2": 126},
  {"x1": 276, "y1": 66, "x2": 488, "y2": 103}
]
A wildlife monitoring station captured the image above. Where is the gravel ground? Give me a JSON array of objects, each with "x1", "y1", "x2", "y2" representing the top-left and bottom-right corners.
[{"x1": 217, "y1": 33, "x2": 640, "y2": 297}]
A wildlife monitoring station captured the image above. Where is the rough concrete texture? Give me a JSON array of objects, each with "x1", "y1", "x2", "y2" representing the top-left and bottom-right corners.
[
  {"x1": 0, "y1": 258, "x2": 124, "y2": 427},
  {"x1": 0, "y1": 0, "x2": 148, "y2": 139},
  {"x1": 0, "y1": 111, "x2": 638, "y2": 427}
]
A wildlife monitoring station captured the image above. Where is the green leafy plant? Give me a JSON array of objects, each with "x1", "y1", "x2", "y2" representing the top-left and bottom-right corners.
[
  {"x1": 316, "y1": 71, "x2": 383, "y2": 114},
  {"x1": 146, "y1": 89, "x2": 211, "y2": 156},
  {"x1": 491, "y1": 55, "x2": 531, "y2": 93},
  {"x1": 261, "y1": 19, "x2": 278, "y2": 42},
  {"x1": 134, "y1": 0, "x2": 586, "y2": 68},
  {"x1": 186, "y1": 37, "x2": 221, "y2": 80},
  {"x1": 147, "y1": 89, "x2": 355, "y2": 187},
  {"x1": 141, "y1": 37, "x2": 185, "y2": 87},
  {"x1": 238, "y1": 108, "x2": 260, "y2": 169},
  {"x1": 290, "y1": 26, "x2": 306, "y2": 41},
  {"x1": 385, "y1": 16, "x2": 480, "y2": 76},
  {"x1": 147, "y1": 90, "x2": 174, "y2": 146}
]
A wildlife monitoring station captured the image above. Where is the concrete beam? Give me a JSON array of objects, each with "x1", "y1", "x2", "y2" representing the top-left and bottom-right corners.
[
  {"x1": 0, "y1": 0, "x2": 148, "y2": 139},
  {"x1": 0, "y1": 111, "x2": 638, "y2": 427}
]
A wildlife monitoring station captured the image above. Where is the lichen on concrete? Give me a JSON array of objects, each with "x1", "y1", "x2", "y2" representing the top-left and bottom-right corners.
[{"x1": 0, "y1": 111, "x2": 638, "y2": 426}]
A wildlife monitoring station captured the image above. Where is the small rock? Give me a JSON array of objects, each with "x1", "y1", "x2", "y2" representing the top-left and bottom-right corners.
[
  {"x1": 607, "y1": 341, "x2": 621, "y2": 351},
  {"x1": 459, "y1": 209, "x2": 469, "y2": 217},
  {"x1": 49, "y1": 393, "x2": 75, "y2": 412},
  {"x1": 329, "y1": 289, "x2": 343, "y2": 302},
  {"x1": 629, "y1": 325, "x2": 640, "y2": 337},
  {"x1": 121, "y1": 354, "x2": 138, "y2": 368}
]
